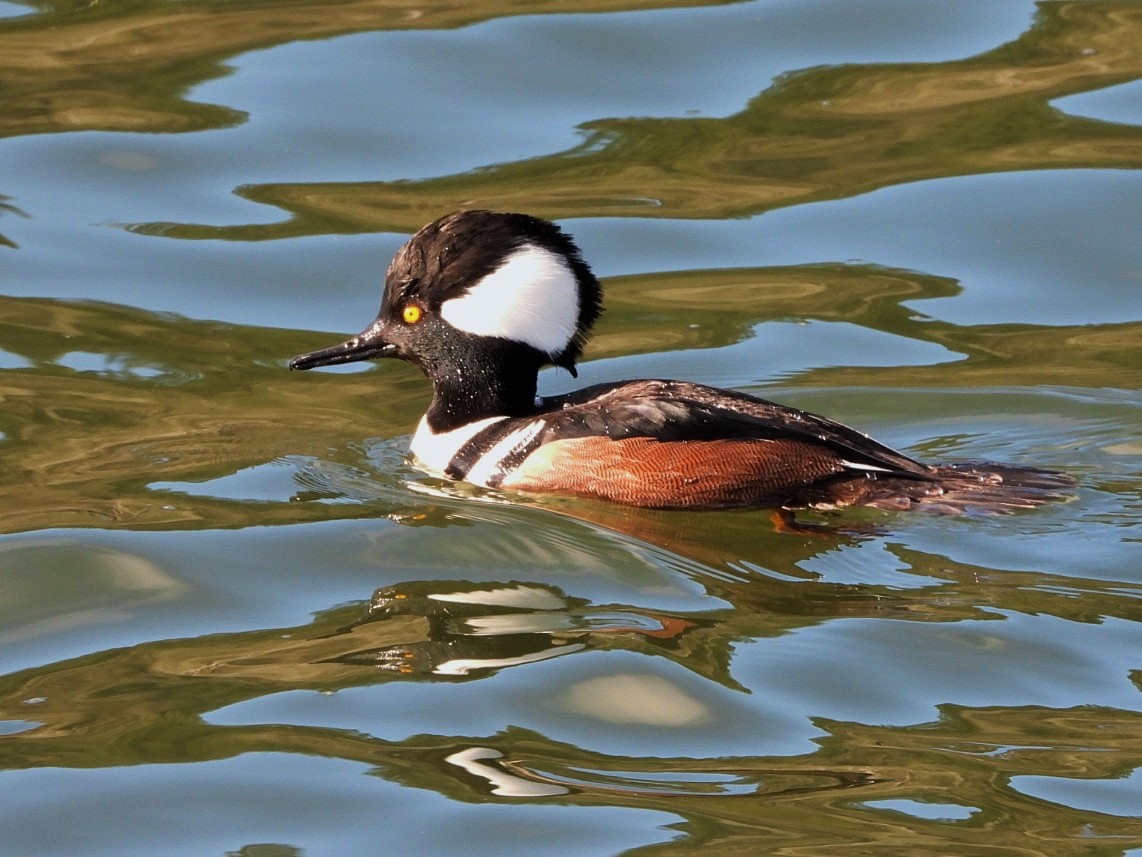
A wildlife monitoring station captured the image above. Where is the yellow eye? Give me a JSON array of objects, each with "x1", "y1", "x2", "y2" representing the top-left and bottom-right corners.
[{"x1": 402, "y1": 305, "x2": 422, "y2": 324}]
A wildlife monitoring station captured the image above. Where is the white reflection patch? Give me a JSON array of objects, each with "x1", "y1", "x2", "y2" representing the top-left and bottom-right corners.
[
  {"x1": 445, "y1": 747, "x2": 570, "y2": 797},
  {"x1": 561, "y1": 673, "x2": 711, "y2": 726}
]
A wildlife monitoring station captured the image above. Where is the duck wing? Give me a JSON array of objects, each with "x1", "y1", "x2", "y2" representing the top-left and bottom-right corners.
[
  {"x1": 535, "y1": 379, "x2": 932, "y2": 478},
  {"x1": 444, "y1": 380, "x2": 938, "y2": 509}
]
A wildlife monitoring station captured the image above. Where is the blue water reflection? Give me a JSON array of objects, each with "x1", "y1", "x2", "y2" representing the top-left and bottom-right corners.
[{"x1": 2, "y1": 0, "x2": 1140, "y2": 854}]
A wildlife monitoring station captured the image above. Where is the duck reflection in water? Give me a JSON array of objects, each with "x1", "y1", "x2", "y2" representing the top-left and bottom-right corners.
[{"x1": 328, "y1": 579, "x2": 700, "y2": 679}]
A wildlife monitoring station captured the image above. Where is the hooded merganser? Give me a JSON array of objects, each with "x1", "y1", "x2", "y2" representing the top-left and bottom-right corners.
[{"x1": 290, "y1": 210, "x2": 1072, "y2": 513}]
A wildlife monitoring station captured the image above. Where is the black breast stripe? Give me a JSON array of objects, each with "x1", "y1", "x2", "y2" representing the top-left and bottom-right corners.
[
  {"x1": 444, "y1": 418, "x2": 545, "y2": 481},
  {"x1": 485, "y1": 427, "x2": 552, "y2": 486}
]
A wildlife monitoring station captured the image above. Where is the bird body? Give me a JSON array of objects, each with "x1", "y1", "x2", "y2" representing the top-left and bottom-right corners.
[{"x1": 291, "y1": 210, "x2": 1071, "y2": 514}]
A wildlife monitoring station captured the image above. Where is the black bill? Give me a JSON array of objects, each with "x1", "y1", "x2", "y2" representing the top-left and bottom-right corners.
[{"x1": 289, "y1": 325, "x2": 396, "y2": 370}]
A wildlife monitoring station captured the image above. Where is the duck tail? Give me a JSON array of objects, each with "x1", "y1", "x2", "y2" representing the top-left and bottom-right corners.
[{"x1": 907, "y1": 461, "x2": 1076, "y2": 515}]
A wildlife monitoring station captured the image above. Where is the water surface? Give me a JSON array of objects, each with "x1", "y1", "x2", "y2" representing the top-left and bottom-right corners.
[{"x1": 1, "y1": 1, "x2": 1140, "y2": 855}]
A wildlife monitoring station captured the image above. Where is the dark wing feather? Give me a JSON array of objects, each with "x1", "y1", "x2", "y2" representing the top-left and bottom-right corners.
[
  {"x1": 533, "y1": 380, "x2": 933, "y2": 479},
  {"x1": 444, "y1": 379, "x2": 1069, "y2": 512}
]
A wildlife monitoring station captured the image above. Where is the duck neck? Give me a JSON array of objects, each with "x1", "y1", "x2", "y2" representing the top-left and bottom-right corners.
[{"x1": 423, "y1": 343, "x2": 544, "y2": 433}]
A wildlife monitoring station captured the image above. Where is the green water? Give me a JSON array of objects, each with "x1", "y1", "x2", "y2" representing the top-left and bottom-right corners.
[{"x1": 1, "y1": 1, "x2": 1140, "y2": 855}]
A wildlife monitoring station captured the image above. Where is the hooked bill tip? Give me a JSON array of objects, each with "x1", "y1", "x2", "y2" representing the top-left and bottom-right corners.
[{"x1": 289, "y1": 347, "x2": 349, "y2": 370}]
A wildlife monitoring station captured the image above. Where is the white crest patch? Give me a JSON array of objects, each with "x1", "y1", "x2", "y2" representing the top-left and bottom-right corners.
[{"x1": 439, "y1": 243, "x2": 579, "y2": 356}]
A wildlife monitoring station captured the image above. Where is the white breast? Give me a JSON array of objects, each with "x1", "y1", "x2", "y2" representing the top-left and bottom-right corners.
[{"x1": 409, "y1": 415, "x2": 507, "y2": 476}]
